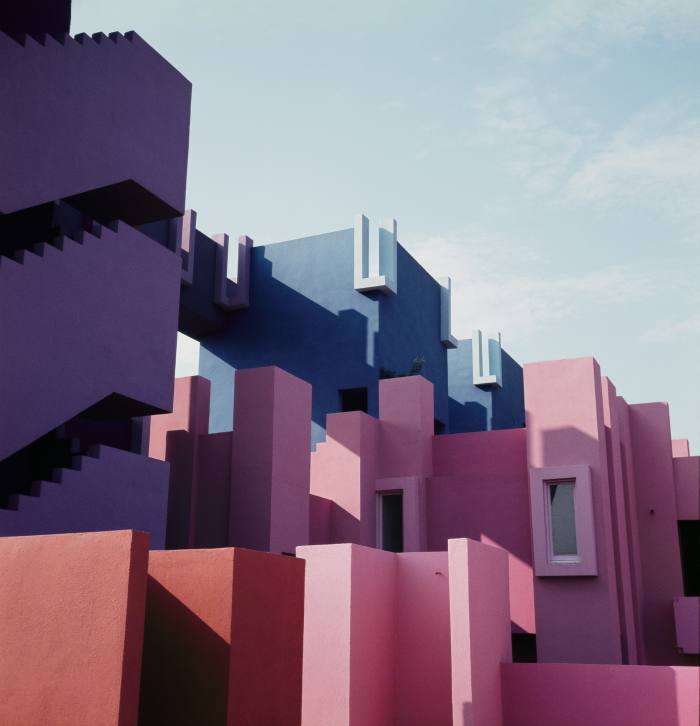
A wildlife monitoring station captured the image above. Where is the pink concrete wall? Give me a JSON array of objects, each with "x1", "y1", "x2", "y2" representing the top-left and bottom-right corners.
[
  {"x1": 449, "y1": 538, "x2": 511, "y2": 726},
  {"x1": 524, "y1": 357, "x2": 622, "y2": 664},
  {"x1": 501, "y1": 662, "x2": 700, "y2": 726},
  {"x1": 348, "y1": 545, "x2": 398, "y2": 726},
  {"x1": 601, "y1": 377, "x2": 638, "y2": 662},
  {"x1": 310, "y1": 412, "x2": 379, "y2": 546},
  {"x1": 394, "y1": 552, "x2": 452, "y2": 726},
  {"x1": 378, "y1": 375, "x2": 434, "y2": 478},
  {"x1": 0, "y1": 530, "x2": 149, "y2": 726},
  {"x1": 430, "y1": 429, "x2": 535, "y2": 634},
  {"x1": 300, "y1": 545, "x2": 450, "y2": 726},
  {"x1": 673, "y1": 439, "x2": 691, "y2": 457},
  {"x1": 230, "y1": 367, "x2": 311, "y2": 553},
  {"x1": 297, "y1": 544, "x2": 353, "y2": 726},
  {"x1": 629, "y1": 402, "x2": 687, "y2": 664},
  {"x1": 140, "y1": 547, "x2": 304, "y2": 726},
  {"x1": 614, "y1": 395, "x2": 648, "y2": 662}
]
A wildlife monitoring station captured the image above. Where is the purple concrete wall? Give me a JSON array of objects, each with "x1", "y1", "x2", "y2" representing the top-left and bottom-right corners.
[
  {"x1": 149, "y1": 376, "x2": 210, "y2": 548},
  {"x1": 0, "y1": 30, "x2": 190, "y2": 223},
  {"x1": 673, "y1": 456, "x2": 700, "y2": 520},
  {"x1": 1, "y1": 222, "x2": 181, "y2": 462},
  {"x1": 430, "y1": 429, "x2": 535, "y2": 635},
  {"x1": 629, "y1": 402, "x2": 687, "y2": 664},
  {"x1": 449, "y1": 539, "x2": 511, "y2": 726},
  {"x1": 524, "y1": 358, "x2": 622, "y2": 664},
  {"x1": 0, "y1": 446, "x2": 170, "y2": 548},
  {"x1": 501, "y1": 663, "x2": 700, "y2": 726},
  {"x1": 673, "y1": 598, "x2": 700, "y2": 655}
]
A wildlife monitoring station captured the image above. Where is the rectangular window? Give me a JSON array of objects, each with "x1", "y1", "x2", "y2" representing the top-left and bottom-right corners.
[{"x1": 547, "y1": 479, "x2": 578, "y2": 560}]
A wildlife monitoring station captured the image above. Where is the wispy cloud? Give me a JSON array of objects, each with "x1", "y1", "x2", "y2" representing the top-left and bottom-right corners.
[
  {"x1": 640, "y1": 313, "x2": 700, "y2": 342},
  {"x1": 499, "y1": 0, "x2": 700, "y2": 58},
  {"x1": 469, "y1": 80, "x2": 700, "y2": 240},
  {"x1": 402, "y1": 230, "x2": 656, "y2": 345},
  {"x1": 564, "y1": 113, "x2": 700, "y2": 239},
  {"x1": 470, "y1": 78, "x2": 591, "y2": 192}
]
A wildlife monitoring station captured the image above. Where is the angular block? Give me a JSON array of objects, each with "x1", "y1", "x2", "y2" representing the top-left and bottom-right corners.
[
  {"x1": 501, "y1": 662, "x2": 700, "y2": 726},
  {"x1": 139, "y1": 547, "x2": 305, "y2": 726},
  {"x1": 449, "y1": 538, "x2": 511, "y2": 726},
  {"x1": 298, "y1": 539, "x2": 510, "y2": 726},
  {"x1": 230, "y1": 367, "x2": 311, "y2": 553},
  {"x1": 0, "y1": 530, "x2": 149, "y2": 726},
  {"x1": 673, "y1": 597, "x2": 700, "y2": 655}
]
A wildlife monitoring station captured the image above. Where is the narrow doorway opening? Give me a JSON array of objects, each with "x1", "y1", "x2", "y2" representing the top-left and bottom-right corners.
[{"x1": 379, "y1": 492, "x2": 403, "y2": 553}]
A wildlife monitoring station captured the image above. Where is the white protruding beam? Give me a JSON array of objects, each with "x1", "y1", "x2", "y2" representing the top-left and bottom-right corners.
[
  {"x1": 213, "y1": 233, "x2": 253, "y2": 310},
  {"x1": 439, "y1": 277, "x2": 458, "y2": 349},
  {"x1": 353, "y1": 213, "x2": 397, "y2": 294},
  {"x1": 472, "y1": 329, "x2": 502, "y2": 387},
  {"x1": 173, "y1": 209, "x2": 197, "y2": 286}
]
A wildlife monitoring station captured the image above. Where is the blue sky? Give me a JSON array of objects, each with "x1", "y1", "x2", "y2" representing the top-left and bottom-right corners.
[{"x1": 73, "y1": 1, "x2": 700, "y2": 450}]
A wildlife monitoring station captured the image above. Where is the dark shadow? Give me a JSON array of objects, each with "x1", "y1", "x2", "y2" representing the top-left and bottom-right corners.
[
  {"x1": 198, "y1": 242, "x2": 378, "y2": 445},
  {"x1": 139, "y1": 577, "x2": 230, "y2": 726}
]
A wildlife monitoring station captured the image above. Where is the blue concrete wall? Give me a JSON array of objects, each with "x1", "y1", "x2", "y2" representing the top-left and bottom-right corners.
[
  {"x1": 198, "y1": 228, "x2": 450, "y2": 444},
  {"x1": 447, "y1": 338, "x2": 525, "y2": 432}
]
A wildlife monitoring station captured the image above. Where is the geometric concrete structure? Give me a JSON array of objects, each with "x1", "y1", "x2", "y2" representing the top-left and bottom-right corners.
[
  {"x1": 501, "y1": 662, "x2": 700, "y2": 726},
  {"x1": 139, "y1": 547, "x2": 305, "y2": 726},
  {"x1": 471, "y1": 329, "x2": 503, "y2": 388},
  {"x1": 297, "y1": 538, "x2": 511, "y2": 726},
  {"x1": 0, "y1": 530, "x2": 149, "y2": 726},
  {"x1": 353, "y1": 213, "x2": 398, "y2": 295},
  {"x1": 148, "y1": 367, "x2": 311, "y2": 553},
  {"x1": 439, "y1": 277, "x2": 459, "y2": 349},
  {"x1": 1, "y1": 2, "x2": 697, "y2": 722}
]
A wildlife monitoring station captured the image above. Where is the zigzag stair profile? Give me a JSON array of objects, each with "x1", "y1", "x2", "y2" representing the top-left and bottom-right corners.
[
  {"x1": 0, "y1": 220, "x2": 182, "y2": 462},
  {"x1": 0, "y1": 27, "x2": 190, "y2": 222},
  {"x1": 0, "y1": 445, "x2": 169, "y2": 548}
]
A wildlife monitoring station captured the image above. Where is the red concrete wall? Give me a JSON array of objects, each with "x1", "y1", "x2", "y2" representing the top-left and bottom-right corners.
[
  {"x1": 0, "y1": 530, "x2": 149, "y2": 726},
  {"x1": 139, "y1": 547, "x2": 304, "y2": 726},
  {"x1": 502, "y1": 662, "x2": 700, "y2": 726}
]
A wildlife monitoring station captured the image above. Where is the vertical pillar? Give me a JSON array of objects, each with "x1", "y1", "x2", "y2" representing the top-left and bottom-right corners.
[
  {"x1": 524, "y1": 357, "x2": 622, "y2": 663},
  {"x1": 449, "y1": 538, "x2": 511, "y2": 726},
  {"x1": 230, "y1": 367, "x2": 311, "y2": 553}
]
